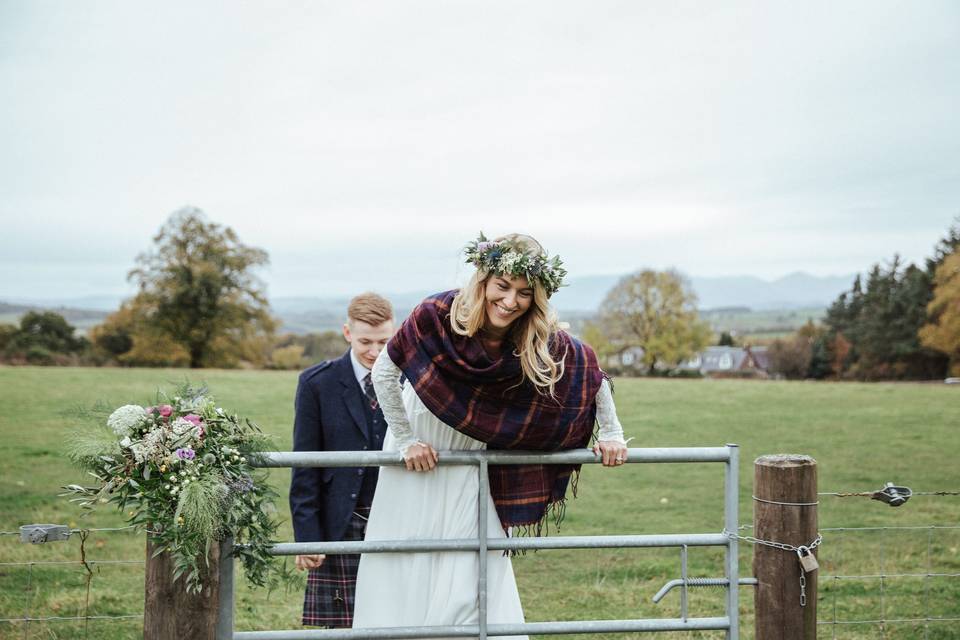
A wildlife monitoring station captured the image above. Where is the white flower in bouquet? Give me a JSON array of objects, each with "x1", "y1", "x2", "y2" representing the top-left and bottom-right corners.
[
  {"x1": 132, "y1": 427, "x2": 168, "y2": 464},
  {"x1": 107, "y1": 405, "x2": 147, "y2": 436},
  {"x1": 171, "y1": 417, "x2": 197, "y2": 437}
]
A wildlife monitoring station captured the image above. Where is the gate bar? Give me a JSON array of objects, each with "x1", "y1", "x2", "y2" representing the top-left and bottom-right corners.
[
  {"x1": 255, "y1": 447, "x2": 731, "y2": 468},
  {"x1": 233, "y1": 616, "x2": 731, "y2": 639},
  {"x1": 269, "y1": 532, "x2": 729, "y2": 556}
]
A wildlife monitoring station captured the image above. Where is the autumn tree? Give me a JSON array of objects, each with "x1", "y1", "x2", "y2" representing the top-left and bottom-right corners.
[
  {"x1": 580, "y1": 320, "x2": 614, "y2": 361},
  {"x1": 103, "y1": 208, "x2": 276, "y2": 368},
  {"x1": 919, "y1": 248, "x2": 960, "y2": 375},
  {"x1": 597, "y1": 269, "x2": 711, "y2": 374}
]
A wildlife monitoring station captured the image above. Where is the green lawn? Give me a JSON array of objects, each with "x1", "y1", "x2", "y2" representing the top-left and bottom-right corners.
[{"x1": 1, "y1": 366, "x2": 958, "y2": 639}]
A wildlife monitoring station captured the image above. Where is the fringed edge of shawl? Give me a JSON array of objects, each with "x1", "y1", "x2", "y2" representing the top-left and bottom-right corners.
[{"x1": 502, "y1": 467, "x2": 582, "y2": 556}]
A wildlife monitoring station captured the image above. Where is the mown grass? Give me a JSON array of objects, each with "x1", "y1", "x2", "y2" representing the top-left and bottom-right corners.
[{"x1": 0, "y1": 366, "x2": 958, "y2": 639}]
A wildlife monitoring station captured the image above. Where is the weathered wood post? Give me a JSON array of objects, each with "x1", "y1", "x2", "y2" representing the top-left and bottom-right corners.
[
  {"x1": 753, "y1": 454, "x2": 818, "y2": 640},
  {"x1": 144, "y1": 535, "x2": 223, "y2": 639}
]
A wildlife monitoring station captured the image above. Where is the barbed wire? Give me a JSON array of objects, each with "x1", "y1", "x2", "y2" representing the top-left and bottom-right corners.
[
  {"x1": 0, "y1": 614, "x2": 143, "y2": 624},
  {"x1": 820, "y1": 490, "x2": 960, "y2": 497},
  {"x1": 0, "y1": 560, "x2": 141, "y2": 567},
  {"x1": 0, "y1": 525, "x2": 140, "y2": 537}
]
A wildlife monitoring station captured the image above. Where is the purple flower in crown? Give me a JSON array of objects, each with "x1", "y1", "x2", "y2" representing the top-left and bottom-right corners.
[
  {"x1": 476, "y1": 241, "x2": 497, "y2": 252},
  {"x1": 175, "y1": 447, "x2": 196, "y2": 461},
  {"x1": 182, "y1": 414, "x2": 203, "y2": 426}
]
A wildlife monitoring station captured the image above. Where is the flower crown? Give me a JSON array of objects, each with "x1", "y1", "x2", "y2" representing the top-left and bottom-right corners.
[{"x1": 464, "y1": 233, "x2": 567, "y2": 297}]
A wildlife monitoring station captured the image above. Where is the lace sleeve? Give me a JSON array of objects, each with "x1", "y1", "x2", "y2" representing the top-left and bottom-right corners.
[
  {"x1": 371, "y1": 348, "x2": 420, "y2": 457},
  {"x1": 596, "y1": 378, "x2": 628, "y2": 444}
]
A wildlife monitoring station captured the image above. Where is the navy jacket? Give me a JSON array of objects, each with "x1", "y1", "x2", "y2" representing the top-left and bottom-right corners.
[{"x1": 289, "y1": 350, "x2": 387, "y2": 543}]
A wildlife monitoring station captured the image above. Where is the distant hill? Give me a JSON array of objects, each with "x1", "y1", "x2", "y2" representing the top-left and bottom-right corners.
[
  {"x1": 0, "y1": 301, "x2": 109, "y2": 332},
  {"x1": 2, "y1": 271, "x2": 856, "y2": 336},
  {"x1": 550, "y1": 272, "x2": 855, "y2": 312}
]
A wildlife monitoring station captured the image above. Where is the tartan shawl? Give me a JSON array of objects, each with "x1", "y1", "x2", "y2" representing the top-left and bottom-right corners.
[{"x1": 386, "y1": 289, "x2": 604, "y2": 529}]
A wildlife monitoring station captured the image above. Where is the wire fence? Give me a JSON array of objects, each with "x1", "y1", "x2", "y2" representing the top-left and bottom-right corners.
[
  {"x1": 2, "y1": 486, "x2": 959, "y2": 639},
  {"x1": 0, "y1": 525, "x2": 145, "y2": 639}
]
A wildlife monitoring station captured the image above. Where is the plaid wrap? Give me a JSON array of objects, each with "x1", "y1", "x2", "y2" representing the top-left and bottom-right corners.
[
  {"x1": 302, "y1": 507, "x2": 370, "y2": 628},
  {"x1": 387, "y1": 289, "x2": 603, "y2": 528}
]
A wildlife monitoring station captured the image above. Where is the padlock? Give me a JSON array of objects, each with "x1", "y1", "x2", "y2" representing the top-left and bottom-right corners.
[{"x1": 796, "y1": 545, "x2": 819, "y2": 573}]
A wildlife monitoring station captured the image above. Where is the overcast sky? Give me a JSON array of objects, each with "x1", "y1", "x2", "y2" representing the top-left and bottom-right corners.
[{"x1": 1, "y1": 1, "x2": 958, "y2": 301}]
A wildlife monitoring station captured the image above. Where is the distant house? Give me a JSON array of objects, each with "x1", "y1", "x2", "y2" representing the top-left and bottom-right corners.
[
  {"x1": 607, "y1": 344, "x2": 769, "y2": 377},
  {"x1": 680, "y1": 346, "x2": 768, "y2": 376},
  {"x1": 609, "y1": 346, "x2": 646, "y2": 371}
]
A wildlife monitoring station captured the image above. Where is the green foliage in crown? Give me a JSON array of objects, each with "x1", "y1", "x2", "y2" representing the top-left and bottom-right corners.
[{"x1": 464, "y1": 233, "x2": 567, "y2": 297}]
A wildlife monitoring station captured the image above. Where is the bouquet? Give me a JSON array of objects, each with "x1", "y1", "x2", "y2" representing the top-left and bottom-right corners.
[{"x1": 64, "y1": 384, "x2": 290, "y2": 593}]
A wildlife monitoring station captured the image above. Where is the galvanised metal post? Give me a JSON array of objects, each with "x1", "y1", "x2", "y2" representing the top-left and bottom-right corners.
[
  {"x1": 724, "y1": 444, "x2": 740, "y2": 640},
  {"x1": 217, "y1": 536, "x2": 235, "y2": 640},
  {"x1": 477, "y1": 457, "x2": 488, "y2": 640}
]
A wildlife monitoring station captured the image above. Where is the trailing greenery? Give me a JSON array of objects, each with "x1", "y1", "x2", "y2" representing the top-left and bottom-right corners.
[{"x1": 63, "y1": 383, "x2": 295, "y2": 594}]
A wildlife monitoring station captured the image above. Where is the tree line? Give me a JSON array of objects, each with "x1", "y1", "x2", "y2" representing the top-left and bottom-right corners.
[
  {"x1": 765, "y1": 219, "x2": 960, "y2": 380},
  {"x1": 1, "y1": 209, "x2": 346, "y2": 369},
  {"x1": 3, "y1": 208, "x2": 957, "y2": 380}
]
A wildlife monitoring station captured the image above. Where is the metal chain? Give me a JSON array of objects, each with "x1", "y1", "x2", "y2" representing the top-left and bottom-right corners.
[
  {"x1": 722, "y1": 528, "x2": 823, "y2": 552},
  {"x1": 722, "y1": 529, "x2": 822, "y2": 608}
]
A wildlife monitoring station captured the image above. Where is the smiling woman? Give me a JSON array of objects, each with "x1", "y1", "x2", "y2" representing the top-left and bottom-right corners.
[{"x1": 351, "y1": 233, "x2": 629, "y2": 635}]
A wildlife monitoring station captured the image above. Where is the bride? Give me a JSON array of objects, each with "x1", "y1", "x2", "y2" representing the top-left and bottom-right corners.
[{"x1": 352, "y1": 233, "x2": 628, "y2": 635}]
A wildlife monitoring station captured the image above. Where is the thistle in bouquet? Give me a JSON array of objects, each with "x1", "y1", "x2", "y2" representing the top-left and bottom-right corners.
[{"x1": 64, "y1": 383, "x2": 296, "y2": 594}]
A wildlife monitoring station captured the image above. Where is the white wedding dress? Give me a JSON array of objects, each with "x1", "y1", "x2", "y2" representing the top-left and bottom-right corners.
[
  {"x1": 352, "y1": 349, "x2": 624, "y2": 638},
  {"x1": 352, "y1": 377, "x2": 527, "y2": 638}
]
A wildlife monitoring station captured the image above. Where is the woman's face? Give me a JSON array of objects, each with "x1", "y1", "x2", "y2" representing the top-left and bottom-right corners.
[{"x1": 483, "y1": 274, "x2": 534, "y2": 333}]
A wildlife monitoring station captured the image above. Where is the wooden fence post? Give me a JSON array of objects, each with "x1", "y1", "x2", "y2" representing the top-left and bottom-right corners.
[
  {"x1": 754, "y1": 454, "x2": 818, "y2": 640},
  {"x1": 144, "y1": 534, "x2": 222, "y2": 639}
]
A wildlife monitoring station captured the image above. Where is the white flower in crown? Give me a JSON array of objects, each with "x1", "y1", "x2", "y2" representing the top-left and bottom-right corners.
[
  {"x1": 107, "y1": 405, "x2": 147, "y2": 436},
  {"x1": 463, "y1": 232, "x2": 568, "y2": 297},
  {"x1": 499, "y1": 251, "x2": 524, "y2": 272}
]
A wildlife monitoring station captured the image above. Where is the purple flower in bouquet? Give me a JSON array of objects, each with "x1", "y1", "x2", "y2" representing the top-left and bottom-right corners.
[
  {"x1": 145, "y1": 406, "x2": 156, "y2": 415},
  {"x1": 158, "y1": 405, "x2": 173, "y2": 418},
  {"x1": 175, "y1": 447, "x2": 196, "y2": 461},
  {"x1": 183, "y1": 414, "x2": 202, "y2": 425}
]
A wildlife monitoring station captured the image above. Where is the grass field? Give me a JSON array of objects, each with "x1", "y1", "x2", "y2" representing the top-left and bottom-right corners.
[{"x1": 1, "y1": 366, "x2": 958, "y2": 639}]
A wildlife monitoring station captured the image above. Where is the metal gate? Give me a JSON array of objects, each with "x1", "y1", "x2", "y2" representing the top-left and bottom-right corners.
[{"x1": 217, "y1": 444, "x2": 740, "y2": 639}]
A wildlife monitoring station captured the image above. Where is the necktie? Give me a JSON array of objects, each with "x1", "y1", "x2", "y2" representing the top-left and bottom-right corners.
[{"x1": 362, "y1": 372, "x2": 379, "y2": 411}]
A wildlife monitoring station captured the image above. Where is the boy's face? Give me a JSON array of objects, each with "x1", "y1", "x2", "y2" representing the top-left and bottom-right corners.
[{"x1": 343, "y1": 319, "x2": 394, "y2": 369}]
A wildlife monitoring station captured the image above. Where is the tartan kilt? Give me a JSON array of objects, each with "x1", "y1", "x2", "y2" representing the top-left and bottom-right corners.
[{"x1": 302, "y1": 507, "x2": 370, "y2": 628}]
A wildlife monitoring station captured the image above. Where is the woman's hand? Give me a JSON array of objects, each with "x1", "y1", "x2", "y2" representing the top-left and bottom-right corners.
[
  {"x1": 593, "y1": 440, "x2": 629, "y2": 467},
  {"x1": 404, "y1": 442, "x2": 439, "y2": 472}
]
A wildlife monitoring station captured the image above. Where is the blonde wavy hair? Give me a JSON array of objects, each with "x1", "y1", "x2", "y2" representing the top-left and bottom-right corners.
[{"x1": 450, "y1": 234, "x2": 565, "y2": 396}]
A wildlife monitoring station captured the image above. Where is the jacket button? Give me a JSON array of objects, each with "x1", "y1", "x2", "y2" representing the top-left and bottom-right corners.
[
  {"x1": 362, "y1": 446, "x2": 368, "y2": 450},
  {"x1": 350, "y1": 493, "x2": 357, "y2": 499},
  {"x1": 357, "y1": 469, "x2": 364, "y2": 476}
]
